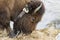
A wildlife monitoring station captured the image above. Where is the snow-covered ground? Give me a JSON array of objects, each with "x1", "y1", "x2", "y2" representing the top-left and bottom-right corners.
[{"x1": 36, "y1": 0, "x2": 60, "y2": 30}]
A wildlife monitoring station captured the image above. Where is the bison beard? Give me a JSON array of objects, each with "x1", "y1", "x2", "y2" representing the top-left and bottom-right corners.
[{"x1": 0, "y1": 0, "x2": 45, "y2": 38}]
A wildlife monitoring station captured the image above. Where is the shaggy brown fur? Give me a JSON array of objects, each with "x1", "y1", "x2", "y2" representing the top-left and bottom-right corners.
[
  {"x1": 0, "y1": 0, "x2": 10, "y2": 30},
  {"x1": 0, "y1": 0, "x2": 31, "y2": 30},
  {"x1": 9, "y1": 0, "x2": 45, "y2": 38},
  {"x1": 0, "y1": 0, "x2": 45, "y2": 38},
  {"x1": 14, "y1": 1, "x2": 45, "y2": 33}
]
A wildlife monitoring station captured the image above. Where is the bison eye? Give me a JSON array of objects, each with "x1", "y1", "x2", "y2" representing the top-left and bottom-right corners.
[{"x1": 31, "y1": 17, "x2": 35, "y2": 23}]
